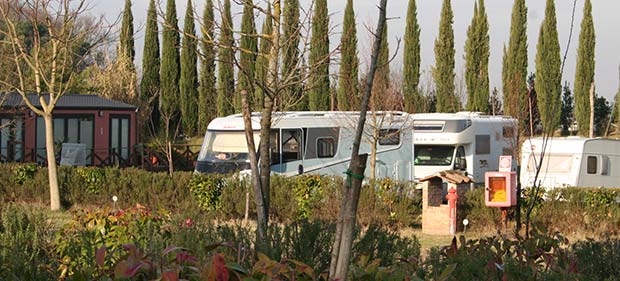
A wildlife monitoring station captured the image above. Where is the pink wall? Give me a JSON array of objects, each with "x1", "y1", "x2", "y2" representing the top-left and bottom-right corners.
[{"x1": 19, "y1": 108, "x2": 138, "y2": 165}]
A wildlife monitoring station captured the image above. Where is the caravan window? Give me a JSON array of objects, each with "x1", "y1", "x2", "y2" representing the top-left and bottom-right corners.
[
  {"x1": 527, "y1": 154, "x2": 573, "y2": 173},
  {"x1": 379, "y1": 129, "x2": 400, "y2": 146},
  {"x1": 587, "y1": 156, "x2": 597, "y2": 174}
]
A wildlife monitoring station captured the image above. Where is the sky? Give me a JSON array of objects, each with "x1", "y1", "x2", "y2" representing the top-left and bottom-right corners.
[{"x1": 92, "y1": 0, "x2": 620, "y2": 101}]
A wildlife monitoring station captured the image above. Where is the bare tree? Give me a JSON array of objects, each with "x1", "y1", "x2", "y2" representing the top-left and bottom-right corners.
[
  {"x1": 0, "y1": 0, "x2": 110, "y2": 210},
  {"x1": 330, "y1": 0, "x2": 387, "y2": 279}
]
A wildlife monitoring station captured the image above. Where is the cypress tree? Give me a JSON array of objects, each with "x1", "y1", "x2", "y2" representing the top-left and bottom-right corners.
[
  {"x1": 337, "y1": 0, "x2": 358, "y2": 111},
  {"x1": 217, "y1": 0, "x2": 235, "y2": 116},
  {"x1": 433, "y1": 0, "x2": 458, "y2": 113},
  {"x1": 403, "y1": 0, "x2": 421, "y2": 113},
  {"x1": 376, "y1": 23, "x2": 390, "y2": 88},
  {"x1": 236, "y1": 0, "x2": 258, "y2": 112},
  {"x1": 615, "y1": 65, "x2": 620, "y2": 131},
  {"x1": 199, "y1": 0, "x2": 217, "y2": 133},
  {"x1": 308, "y1": 0, "x2": 330, "y2": 111},
  {"x1": 573, "y1": 0, "x2": 595, "y2": 136},
  {"x1": 119, "y1": 0, "x2": 135, "y2": 65},
  {"x1": 160, "y1": 0, "x2": 181, "y2": 122},
  {"x1": 464, "y1": 0, "x2": 489, "y2": 113},
  {"x1": 535, "y1": 0, "x2": 561, "y2": 131},
  {"x1": 140, "y1": 0, "x2": 160, "y2": 130},
  {"x1": 371, "y1": 23, "x2": 390, "y2": 110},
  {"x1": 254, "y1": 7, "x2": 272, "y2": 107},
  {"x1": 282, "y1": 0, "x2": 304, "y2": 110},
  {"x1": 180, "y1": 0, "x2": 198, "y2": 136},
  {"x1": 503, "y1": 0, "x2": 528, "y2": 120}
]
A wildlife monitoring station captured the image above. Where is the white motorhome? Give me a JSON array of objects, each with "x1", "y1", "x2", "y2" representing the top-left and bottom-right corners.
[
  {"x1": 412, "y1": 112, "x2": 517, "y2": 183},
  {"x1": 520, "y1": 137, "x2": 620, "y2": 189},
  {"x1": 195, "y1": 111, "x2": 415, "y2": 180}
]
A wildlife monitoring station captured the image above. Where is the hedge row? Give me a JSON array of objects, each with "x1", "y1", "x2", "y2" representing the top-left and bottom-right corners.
[
  {"x1": 3, "y1": 163, "x2": 620, "y2": 234},
  {"x1": 0, "y1": 163, "x2": 422, "y2": 228}
]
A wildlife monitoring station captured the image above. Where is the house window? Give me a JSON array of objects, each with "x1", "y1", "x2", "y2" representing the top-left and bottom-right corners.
[
  {"x1": 379, "y1": 129, "x2": 400, "y2": 146},
  {"x1": 110, "y1": 115, "x2": 130, "y2": 160},
  {"x1": 587, "y1": 156, "x2": 597, "y2": 174},
  {"x1": 0, "y1": 117, "x2": 24, "y2": 162},
  {"x1": 36, "y1": 115, "x2": 94, "y2": 163}
]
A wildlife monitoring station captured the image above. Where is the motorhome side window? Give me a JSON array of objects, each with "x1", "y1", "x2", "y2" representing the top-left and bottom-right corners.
[
  {"x1": 304, "y1": 127, "x2": 340, "y2": 159},
  {"x1": 502, "y1": 126, "x2": 515, "y2": 138},
  {"x1": 587, "y1": 156, "x2": 597, "y2": 174},
  {"x1": 379, "y1": 129, "x2": 400, "y2": 146},
  {"x1": 475, "y1": 135, "x2": 491, "y2": 154},
  {"x1": 317, "y1": 138, "x2": 336, "y2": 158}
]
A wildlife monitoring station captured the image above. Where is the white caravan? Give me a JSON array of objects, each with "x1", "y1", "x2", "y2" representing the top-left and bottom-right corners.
[
  {"x1": 520, "y1": 137, "x2": 620, "y2": 189},
  {"x1": 412, "y1": 112, "x2": 518, "y2": 183},
  {"x1": 195, "y1": 111, "x2": 415, "y2": 181}
]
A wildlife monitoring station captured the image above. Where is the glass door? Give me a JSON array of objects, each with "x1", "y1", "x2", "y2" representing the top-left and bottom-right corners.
[{"x1": 110, "y1": 115, "x2": 130, "y2": 161}]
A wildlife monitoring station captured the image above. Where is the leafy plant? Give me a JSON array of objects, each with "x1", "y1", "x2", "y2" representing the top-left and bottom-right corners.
[
  {"x1": 0, "y1": 204, "x2": 55, "y2": 280},
  {"x1": 12, "y1": 163, "x2": 37, "y2": 185},
  {"x1": 293, "y1": 175, "x2": 326, "y2": 220},
  {"x1": 189, "y1": 174, "x2": 226, "y2": 212},
  {"x1": 76, "y1": 167, "x2": 106, "y2": 194}
]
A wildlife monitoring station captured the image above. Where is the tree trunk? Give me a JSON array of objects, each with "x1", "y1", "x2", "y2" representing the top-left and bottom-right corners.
[
  {"x1": 332, "y1": 153, "x2": 368, "y2": 279},
  {"x1": 370, "y1": 128, "x2": 378, "y2": 180},
  {"x1": 167, "y1": 141, "x2": 174, "y2": 176},
  {"x1": 253, "y1": 0, "x2": 282, "y2": 254},
  {"x1": 241, "y1": 89, "x2": 268, "y2": 253},
  {"x1": 329, "y1": 1, "x2": 387, "y2": 279},
  {"x1": 44, "y1": 113, "x2": 61, "y2": 211}
]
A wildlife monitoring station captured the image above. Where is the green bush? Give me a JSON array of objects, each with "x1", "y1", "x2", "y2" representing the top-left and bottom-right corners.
[
  {"x1": 75, "y1": 167, "x2": 105, "y2": 194},
  {"x1": 572, "y1": 238, "x2": 620, "y2": 280},
  {"x1": 0, "y1": 204, "x2": 56, "y2": 280},
  {"x1": 189, "y1": 173, "x2": 227, "y2": 211},
  {"x1": 12, "y1": 163, "x2": 37, "y2": 185}
]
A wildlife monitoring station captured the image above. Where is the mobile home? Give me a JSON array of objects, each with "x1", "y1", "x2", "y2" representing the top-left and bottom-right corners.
[
  {"x1": 520, "y1": 137, "x2": 620, "y2": 189},
  {"x1": 412, "y1": 112, "x2": 517, "y2": 183},
  {"x1": 195, "y1": 111, "x2": 414, "y2": 181}
]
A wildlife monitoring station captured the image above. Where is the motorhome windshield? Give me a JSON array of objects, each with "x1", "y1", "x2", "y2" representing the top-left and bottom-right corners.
[
  {"x1": 197, "y1": 130, "x2": 260, "y2": 161},
  {"x1": 414, "y1": 145, "x2": 454, "y2": 166}
]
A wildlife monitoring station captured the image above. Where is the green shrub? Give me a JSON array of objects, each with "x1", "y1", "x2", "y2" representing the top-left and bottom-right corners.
[
  {"x1": 189, "y1": 173, "x2": 227, "y2": 212},
  {"x1": 54, "y1": 206, "x2": 172, "y2": 279},
  {"x1": 572, "y1": 238, "x2": 620, "y2": 280},
  {"x1": 75, "y1": 167, "x2": 106, "y2": 194},
  {"x1": 0, "y1": 204, "x2": 56, "y2": 280},
  {"x1": 12, "y1": 163, "x2": 37, "y2": 185},
  {"x1": 293, "y1": 175, "x2": 327, "y2": 220}
]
